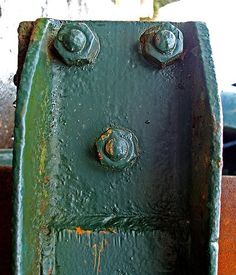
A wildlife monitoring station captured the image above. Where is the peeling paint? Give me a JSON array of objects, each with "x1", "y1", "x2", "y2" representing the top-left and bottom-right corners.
[
  {"x1": 75, "y1": 227, "x2": 93, "y2": 235},
  {"x1": 39, "y1": 140, "x2": 46, "y2": 175}
]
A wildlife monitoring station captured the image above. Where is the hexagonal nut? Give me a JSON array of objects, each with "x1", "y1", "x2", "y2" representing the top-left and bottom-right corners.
[
  {"x1": 54, "y1": 22, "x2": 100, "y2": 66},
  {"x1": 95, "y1": 127, "x2": 139, "y2": 170},
  {"x1": 140, "y1": 22, "x2": 183, "y2": 68}
]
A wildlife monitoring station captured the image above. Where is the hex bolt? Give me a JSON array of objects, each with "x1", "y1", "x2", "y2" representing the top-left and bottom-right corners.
[
  {"x1": 58, "y1": 29, "x2": 87, "y2": 53},
  {"x1": 139, "y1": 22, "x2": 183, "y2": 68},
  {"x1": 95, "y1": 127, "x2": 139, "y2": 170},
  {"x1": 154, "y1": 30, "x2": 176, "y2": 54},
  {"x1": 54, "y1": 22, "x2": 100, "y2": 66},
  {"x1": 105, "y1": 137, "x2": 129, "y2": 161}
]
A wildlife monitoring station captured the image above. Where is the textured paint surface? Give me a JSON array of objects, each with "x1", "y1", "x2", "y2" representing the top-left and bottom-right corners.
[
  {"x1": 55, "y1": 230, "x2": 188, "y2": 275},
  {"x1": 13, "y1": 19, "x2": 222, "y2": 274},
  {"x1": 0, "y1": 0, "x2": 154, "y2": 149}
]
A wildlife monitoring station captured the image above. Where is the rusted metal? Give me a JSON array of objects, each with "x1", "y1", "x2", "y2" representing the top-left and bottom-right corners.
[
  {"x1": 139, "y1": 22, "x2": 183, "y2": 68},
  {"x1": 219, "y1": 176, "x2": 236, "y2": 275},
  {"x1": 95, "y1": 127, "x2": 139, "y2": 169}
]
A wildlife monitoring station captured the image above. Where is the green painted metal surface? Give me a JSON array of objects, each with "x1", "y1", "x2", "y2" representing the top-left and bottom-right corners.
[{"x1": 13, "y1": 19, "x2": 222, "y2": 275}]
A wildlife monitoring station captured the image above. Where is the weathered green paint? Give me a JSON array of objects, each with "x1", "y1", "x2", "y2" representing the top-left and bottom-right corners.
[
  {"x1": 221, "y1": 91, "x2": 236, "y2": 134},
  {"x1": 13, "y1": 19, "x2": 222, "y2": 275},
  {"x1": 154, "y1": 30, "x2": 176, "y2": 53},
  {"x1": 140, "y1": 22, "x2": 183, "y2": 68},
  {"x1": 56, "y1": 230, "x2": 185, "y2": 275},
  {"x1": 95, "y1": 127, "x2": 139, "y2": 169},
  {"x1": 54, "y1": 22, "x2": 100, "y2": 66}
]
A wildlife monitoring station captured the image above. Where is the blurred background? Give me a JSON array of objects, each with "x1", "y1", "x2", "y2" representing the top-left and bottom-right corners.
[{"x1": 0, "y1": 0, "x2": 236, "y2": 148}]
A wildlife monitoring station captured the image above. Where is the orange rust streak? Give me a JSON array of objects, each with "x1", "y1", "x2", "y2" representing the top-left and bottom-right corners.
[
  {"x1": 105, "y1": 139, "x2": 114, "y2": 156},
  {"x1": 96, "y1": 239, "x2": 108, "y2": 275},
  {"x1": 100, "y1": 129, "x2": 112, "y2": 140},
  {"x1": 99, "y1": 231, "x2": 110, "y2": 234},
  {"x1": 98, "y1": 152, "x2": 103, "y2": 160},
  {"x1": 99, "y1": 228, "x2": 116, "y2": 234},
  {"x1": 75, "y1": 227, "x2": 116, "y2": 235},
  {"x1": 75, "y1": 227, "x2": 92, "y2": 235},
  {"x1": 219, "y1": 176, "x2": 236, "y2": 275},
  {"x1": 44, "y1": 176, "x2": 50, "y2": 183}
]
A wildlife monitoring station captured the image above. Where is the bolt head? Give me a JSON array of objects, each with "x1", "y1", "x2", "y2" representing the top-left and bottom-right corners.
[
  {"x1": 96, "y1": 128, "x2": 139, "y2": 170},
  {"x1": 105, "y1": 137, "x2": 129, "y2": 161},
  {"x1": 140, "y1": 22, "x2": 183, "y2": 68},
  {"x1": 60, "y1": 29, "x2": 87, "y2": 52},
  {"x1": 54, "y1": 22, "x2": 100, "y2": 66},
  {"x1": 154, "y1": 30, "x2": 176, "y2": 53}
]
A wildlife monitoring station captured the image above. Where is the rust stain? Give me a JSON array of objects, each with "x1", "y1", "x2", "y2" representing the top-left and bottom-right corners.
[
  {"x1": 180, "y1": 49, "x2": 188, "y2": 60},
  {"x1": 92, "y1": 239, "x2": 108, "y2": 275},
  {"x1": 40, "y1": 226, "x2": 50, "y2": 236},
  {"x1": 75, "y1": 227, "x2": 92, "y2": 235},
  {"x1": 203, "y1": 154, "x2": 210, "y2": 167},
  {"x1": 217, "y1": 159, "x2": 223, "y2": 169},
  {"x1": 100, "y1": 129, "x2": 112, "y2": 140},
  {"x1": 39, "y1": 140, "x2": 46, "y2": 175},
  {"x1": 39, "y1": 197, "x2": 46, "y2": 214},
  {"x1": 105, "y1": 139, "x2": 114, "y2": 156},
  {"x1": 100, "y1": 134, "x2": 106, "y2": 140},
  {"x1": 107, "y1": 129, "x2": 112, "y2": 135},
  {"x1": 219, "y1": 176, "x2": 236, "y2": 275},
  {"x1": 99, "y1": 231, "x2": 110, "y2": 234},
  {"x1": 97, "y1": 152, "x2": 103, "y2": 160},
  {"x1": 39, "y1": 198, "x2": 48, "y2": 215},
  {"x1": 213, "y1": 121, "x2": 221, "y2": 134},
  {"x1": 75, "y1": 227, "x2": 116, "y2": 235},
  {"x1": 92, "y1": 244, "x2": 97, "y2": 270},
  {"x1": 44, "y1": 175, "x2": 50, "y2": 183},
  {"x1": 99, "y1": 228, "x2": 116, "y2": 234}
]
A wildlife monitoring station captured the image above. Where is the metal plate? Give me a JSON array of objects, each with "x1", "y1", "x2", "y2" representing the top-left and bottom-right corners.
[{"x1": 13, "y1": 19, "x2": 222, "y2": 274}]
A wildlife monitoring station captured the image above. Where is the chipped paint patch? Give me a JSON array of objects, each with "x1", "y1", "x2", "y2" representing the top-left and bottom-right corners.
[
  {"x1": 99, "y1": 228, "x2": 116, "y2": 234},
  {"x1": 99, "y1": 128, "x2": 112, "y2": 140},
  {"x1": 39, "y1": 140, "x2": 46, "y2": 175},
  {"x1": 75, "y1": 227, "x2": 92, "y2": 235},
  {"x1": 75, "y1": 227, "x2": 116, "y2": 235}
]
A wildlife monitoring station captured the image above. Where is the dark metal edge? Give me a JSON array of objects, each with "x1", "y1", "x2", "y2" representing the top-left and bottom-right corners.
[{"x1": 195, "y1": 22, "x2": 223, "y2": 275}]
